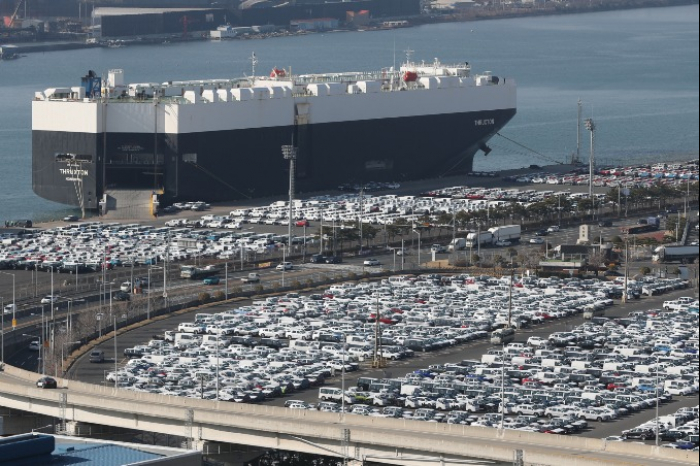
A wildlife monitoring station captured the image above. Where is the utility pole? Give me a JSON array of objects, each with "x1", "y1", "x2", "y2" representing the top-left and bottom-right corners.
[
  {"x1": 282, "y1": 143, "x2": 297, "y2": 256},
  {"x1": 575, "y1": 98, "x2": 582, "y2": 165},
  {"x1": 622, "y1": 235, "x2": 629, "y2": 304},
  {"x1": 585, "y1": 118, "x2": 596, "y2": 220}
]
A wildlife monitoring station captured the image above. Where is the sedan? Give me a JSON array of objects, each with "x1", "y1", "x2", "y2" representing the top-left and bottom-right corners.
[
  {"x1": 364, "y1": 259, "x2": 381, "y2": 266},
  {"x1": 276, "y1": 262, "x2": 293, "y2": 271},
  {"x1": 63, "y1": 215, "x2": 79, "y2": 222},
  {"x1": 203, "y1": 277, "x2": 220, "y2": 285},
  {"x1": 529, "y1": 237, "x2": 545, "y2": 245},
  {"x1": 37, "y1": 377, "x2": 58, "y2": 389}
]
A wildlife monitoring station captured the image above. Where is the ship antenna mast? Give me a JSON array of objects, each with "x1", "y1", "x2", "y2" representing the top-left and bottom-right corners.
[
  {"x1": 404, "y1": 48, "x2": 414, "y2": 66},
  {"x1": 250, "y1": 51, "x2": 258, "y2": 78}
]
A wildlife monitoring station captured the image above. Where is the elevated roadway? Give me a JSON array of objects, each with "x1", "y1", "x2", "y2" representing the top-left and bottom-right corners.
[{"x1": 0, "y1": 365, "x2": 697, "y2": 466}]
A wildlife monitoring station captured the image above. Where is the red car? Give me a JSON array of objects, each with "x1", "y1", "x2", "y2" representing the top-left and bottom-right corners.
[{"x1": 295, "y1": 220, "x2": 310, "y2": 227}]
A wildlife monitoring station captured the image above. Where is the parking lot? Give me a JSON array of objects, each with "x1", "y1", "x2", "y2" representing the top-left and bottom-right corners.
[{"x1": 60, "y1": 267, "x2": 698, "y2": 447}]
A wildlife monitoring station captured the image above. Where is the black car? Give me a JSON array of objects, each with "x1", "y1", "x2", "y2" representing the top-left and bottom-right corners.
[
  {"x1": 660, "y1": 430, "x2": 687, "y2": 442},
  {"x1": 624, "y1": 428, "x2": 655, "y2": 440},
  {"x1": 598, "y1": 220, "x2": 613, "y2": 227},
  {"x1": 535, "y1": 229, "x2": 549, "y2": 236},
  {"x1": 113, "y1": 291, "x2": 131, "y2": 301},
  {"x1": 63, "y1": 215, "x2": 79, "y2": 222},
  {"x1": 325, "y1": 256, "x2": 342, "y2": 264},
  {"x1": 310, "y1": 254, "x2": 326, "y2": 264},
  {"x1": 36, "y1": 376, "x2": 58, "y2": 389}
]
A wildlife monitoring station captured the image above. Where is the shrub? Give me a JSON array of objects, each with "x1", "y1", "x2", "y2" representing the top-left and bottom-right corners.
[
  {"x1": 198, "y1": 292, "x2": 211, "y2": 304},
  {"x1": 213, "y1": 291, "x2": 225, "y2": 301}
]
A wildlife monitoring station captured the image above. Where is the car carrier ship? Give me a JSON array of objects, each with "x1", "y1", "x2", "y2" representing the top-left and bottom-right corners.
[{"x1": 32, "y1": 57, "x2": 516, "y2": 216}]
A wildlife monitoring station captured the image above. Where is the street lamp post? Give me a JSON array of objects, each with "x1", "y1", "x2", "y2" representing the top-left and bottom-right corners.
[
  {"x1": 0, "y1": 271, "x2": 16, "y2": 329},
  {"x1": 585, "y1": 118, "x2": 596, "y2": 220},
  {"x1": 282, "y1": 144, "x2": 297, "y2": 258},
  {"x1": 412, "y1": 226, "x2": 421, "y2": 269}
]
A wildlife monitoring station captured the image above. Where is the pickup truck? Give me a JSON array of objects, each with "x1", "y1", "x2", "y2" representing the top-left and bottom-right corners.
[{"x1": 241, "y1": 273, "x2": 261, "y2": 284}]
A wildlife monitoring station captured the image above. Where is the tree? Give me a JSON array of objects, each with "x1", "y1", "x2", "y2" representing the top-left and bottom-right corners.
[
  {"x1": 470, "y1": 253, "x2": 480, "y2": 265},
  {"x1": 639, "y1": 266, "x2": 651, "y2": 276},
  {"x1": 587, "y1": 250, "x2": 606, "y2": 277}
]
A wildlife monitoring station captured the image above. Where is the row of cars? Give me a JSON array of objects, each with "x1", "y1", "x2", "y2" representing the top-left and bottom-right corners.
[
  {"x1": 610, "y1": 407, "x2": 699, "y2": 450},
  {"x1": 290, "y1": 302, "x2": 698, "y2": 441},
  {"x1": 112, "y1": 271, "x2": 696, "y2": 439},
  {"x1": 502, "y1": 161, "x2": 698, "y2": 187}
]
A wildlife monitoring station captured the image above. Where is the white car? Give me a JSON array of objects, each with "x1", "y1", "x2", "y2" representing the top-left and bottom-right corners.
[
  {"x1": 40, "y1": 295, "x2": 59, "y2": 304},
  {"x1": 276, "y1": 262, "x2": 293, "y2": 271},
  {"x1": 527, "y1": 336, "x2": 546, "y2": 347},
  {"x1": 364, "y1": 259, "x2": 381, "y2": 266},
  {"x1": 29, "y1": 341, "x2": 41, "y2": 351},
  {"x1": 547, "y1": 225, "x2": 560, "y2": 233},
  {"x1": 494, "y1": 240, "x2": 511, "y2": 247},
  {"x1": 3, "y1": 303, "x2": 17, "y2": 314},
  {"x1": 529, "y1": 237, "x2": 544, "y2": 245}
]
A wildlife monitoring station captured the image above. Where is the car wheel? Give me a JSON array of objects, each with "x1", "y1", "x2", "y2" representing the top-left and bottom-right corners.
[{"x1": 597, "y1": 417, "x2": 603, "y2": 422}]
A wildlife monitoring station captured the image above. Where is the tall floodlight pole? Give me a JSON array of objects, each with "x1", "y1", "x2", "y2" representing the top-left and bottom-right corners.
[
  {"x1": 585, "y1": 118, "x2": 596, "y2": 218},
  {"x1": 282, "y1": 144, "x2": 297, "y2": 257},
  {"x1": 0, "y1": 272, "x2": 15, "y2": 329},
  {"x1": 575, "y1": 99, "x2": 582, "y2": 165}
]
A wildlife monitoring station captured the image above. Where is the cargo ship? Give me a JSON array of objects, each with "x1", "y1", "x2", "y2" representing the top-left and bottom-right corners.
[{"x1": 32, "y1": 58, "x2": 516, "y2": 215}]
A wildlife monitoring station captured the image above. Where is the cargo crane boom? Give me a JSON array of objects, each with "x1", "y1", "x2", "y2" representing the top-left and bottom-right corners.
[{"x1": 8, "y1": 0, "x2": 25, "y2": 28}]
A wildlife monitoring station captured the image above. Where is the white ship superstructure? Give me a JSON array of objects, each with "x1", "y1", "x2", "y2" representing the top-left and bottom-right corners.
[{"x1": 32, "y1": 58, "x2": 516, "y2": 211}]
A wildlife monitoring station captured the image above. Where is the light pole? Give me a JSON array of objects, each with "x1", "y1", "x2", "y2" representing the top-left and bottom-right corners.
[
  {"x1": 1, "y1": 296, "x2": 4, "y2": 365},
  {"x1": 1, "y1": 271, "x2": 16, "y2": 329},
  {"x1": 655, "y1": 355, "x2": 660, "y2": 446},
  {"x1": 224, "y1": 262, "x2": 228, "y2": 299},
  {"x1": 412, "y1": 226, "x2": 421, "y2": 269},
  {"x1": 585, "y1": 118, "x2": 596, "y2": 219},
  {"x1": 282, "y1": 143, "x2": 297, "y2": 257},
  {"x1": 281, "y1": 244, "x2": 286, "y2": 288}
]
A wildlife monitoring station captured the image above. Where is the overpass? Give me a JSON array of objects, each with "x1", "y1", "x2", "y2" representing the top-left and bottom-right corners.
[{"x1": 0, "y1": 365, "x2": 697, "y2": 466}]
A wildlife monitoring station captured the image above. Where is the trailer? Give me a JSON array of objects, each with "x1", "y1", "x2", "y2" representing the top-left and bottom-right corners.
[
  {"x1": 652, "y1": 245, "x2": 699, "y2": 263},
  {"x1": 488, "y1": 224, "x2": 521, "y2": 243},
  {"x1": 465, "y1": 231, "x2": 494, "y2": 248},
  {"x1": 180, "y1": 265, "x2": 220, "y2": 279}
]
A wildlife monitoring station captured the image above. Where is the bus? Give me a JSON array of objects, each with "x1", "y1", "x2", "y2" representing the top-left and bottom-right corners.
[{"x1": 490, "y1": 328, "x2": 515, "y2": 345}]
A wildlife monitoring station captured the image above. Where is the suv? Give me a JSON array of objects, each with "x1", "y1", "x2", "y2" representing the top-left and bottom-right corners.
[
  {"x1": 89, "y1": 350, "x2": 105, "y2": 363},
  {"x1": 325, "y1": 256, "x2": 342, "y2": 264},
  {"x1": 276, "y1": 262, "x2": 293, "y2": 271},
  {"x1": 598, "y1": 220, "x2": 613, "y2": 227}
]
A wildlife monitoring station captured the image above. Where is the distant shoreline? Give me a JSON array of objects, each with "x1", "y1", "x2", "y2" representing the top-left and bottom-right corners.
[{"x1": 5, "y1": 0, "x2": 698, "y2": 56}]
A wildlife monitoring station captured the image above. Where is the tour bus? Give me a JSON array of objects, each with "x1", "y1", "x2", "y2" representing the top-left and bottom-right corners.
[{"x1": 490, "y1": 328, "x2": 515, "y2": 345}]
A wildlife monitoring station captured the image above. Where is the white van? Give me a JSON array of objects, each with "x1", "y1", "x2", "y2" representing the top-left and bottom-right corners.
[{"x1": 318, "y1": 387, "x2": 344, "y2": 402}]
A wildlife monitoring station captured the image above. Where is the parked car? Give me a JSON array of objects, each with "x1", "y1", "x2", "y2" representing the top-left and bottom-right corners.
[
  {"x1": 113, "y1": 291, "x2": 131, "y2": 301},
  {"x1": 364, "y1": 259, "x2": 380, "y2": 266}
]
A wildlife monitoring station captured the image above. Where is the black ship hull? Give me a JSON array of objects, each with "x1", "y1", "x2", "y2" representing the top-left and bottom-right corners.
[{"x1": 32, "y1": 107, "x2": 515, "y2": 209}]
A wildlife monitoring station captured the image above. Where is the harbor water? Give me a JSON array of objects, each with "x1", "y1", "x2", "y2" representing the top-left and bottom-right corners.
[{"x1": 0, "y1": 5, "x2": 697, "y2": 222}]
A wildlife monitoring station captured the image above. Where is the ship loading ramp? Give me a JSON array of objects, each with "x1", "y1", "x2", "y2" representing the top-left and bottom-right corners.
[{"x1": 101, "y1": 189, "x2": 158, "y2": 220}]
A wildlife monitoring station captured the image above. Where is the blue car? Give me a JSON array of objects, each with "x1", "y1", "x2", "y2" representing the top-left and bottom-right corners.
[{"x1": 203, "y1": 277, "x2": 220, "y2": 285}]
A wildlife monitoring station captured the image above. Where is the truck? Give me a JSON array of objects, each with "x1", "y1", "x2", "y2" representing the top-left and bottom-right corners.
[
  {"x1": 241, "y1": 273, "x2": 261, "y2": 283},
  {"x1": 180, "y1": 265, "x2": 220, "y2": 279},
  {"x1": 652, "y1": 245, "x2": 699, "y2": 263},
  {"x1": 447, "y1": 237, "x2": 467, "y2": 252},
  {"x1": 464, "y1": 231, "x2": 494, "y2": 248},
  {"x1": 488, "y1": 224, "x2": 521, "y2": 243}
]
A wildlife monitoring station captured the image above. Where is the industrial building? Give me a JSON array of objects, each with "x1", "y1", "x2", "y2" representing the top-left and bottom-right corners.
[
  {"x1": 92, "y1": 7, "x2": 226, "y2": 38},
  {"x1": 0, "y1": 433, "x2": 202, "y2": 465}
]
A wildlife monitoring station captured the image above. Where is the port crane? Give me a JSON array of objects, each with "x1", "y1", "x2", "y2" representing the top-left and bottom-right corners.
[{"x1": 7, "y1": 0, "x2": 26, "y2": 28}]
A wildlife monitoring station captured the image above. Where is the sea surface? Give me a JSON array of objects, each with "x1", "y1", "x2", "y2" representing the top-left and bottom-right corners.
[{"x1": 0, "y1": 5, "x2": 697, "y2": 222}]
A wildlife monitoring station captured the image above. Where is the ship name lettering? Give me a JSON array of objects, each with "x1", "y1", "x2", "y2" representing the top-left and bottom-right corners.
[
  {"x1": 474, "y1": 119, "x2": 495, "y2": 126},
  {"x1": 59, "y1": 168, "x2": 89, "y2": 176}
]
